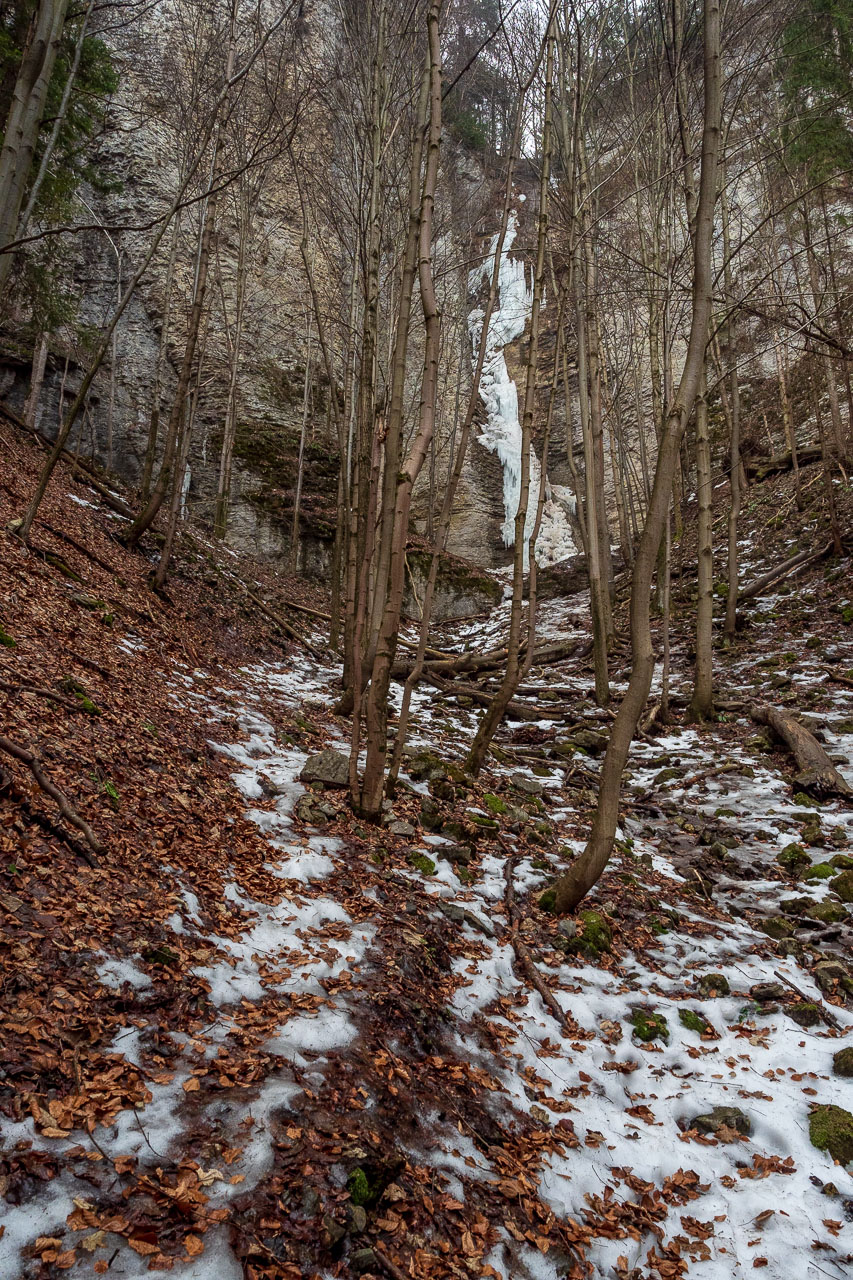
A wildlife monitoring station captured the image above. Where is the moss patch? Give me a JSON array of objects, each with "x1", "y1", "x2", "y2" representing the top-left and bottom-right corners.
[
  {"x1": 805, "y1": 863, "x2": 835, "y2": 880},
  {"x1": 408, "y1": 851, "x2": 436, "y2": 876},
  {"x1": 0, "y1": 623, "x2": 15, "y2": 647},
  {"x1": 630, "y1": 1009, "x2": 669, "y2": 1043},
  {"x1": 562, "y1": 910, "x2": 613, "y2": 960},
  {"x1": 679, "y1": 1009, "x2": 712, "y2": 1036},
  {"x1": 483, "y1": 793, "x2": 508, "y2": 815},
  {"x1": 809, "y1": 1105, "x2": 853, "y2": 1167}
]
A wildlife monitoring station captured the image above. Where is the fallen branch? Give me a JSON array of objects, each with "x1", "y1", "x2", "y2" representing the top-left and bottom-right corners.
[
  {"x1": 373, "y1": 1245, "x2": 410, "y2": 1280},
  {"x1": 749, "y1": 703, "x2": 853, "y2": 798},
  {"x1": 773, "y1": 968, "x2": 842, "y2": 1031},
  {"x1": 501, "y1": 837, "x2": 576, "y2": 1035},
  {"x1": 739, "y1": 541, "x2": 835, "y2": 604},
  {"x1": 0, "y1": 734, "x2": 103, "y2": 860}
]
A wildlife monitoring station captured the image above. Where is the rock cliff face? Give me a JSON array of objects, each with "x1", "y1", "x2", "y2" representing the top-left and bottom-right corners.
[{"x1": 0, "y1": 2, "x2": 587, "y2": 585}]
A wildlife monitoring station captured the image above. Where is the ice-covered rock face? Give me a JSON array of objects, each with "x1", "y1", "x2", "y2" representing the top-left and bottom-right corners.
[{"x1": 468, "y1": 211, "x2": 577, "y2": 567}]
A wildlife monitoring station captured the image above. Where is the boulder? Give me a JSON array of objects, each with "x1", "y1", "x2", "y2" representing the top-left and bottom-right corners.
[
  {"x1": 511, "y1": 773, "x2": 544, "y2": 796},
  {"x1": 299, "y1": 749, "x2": 349, "y2": 788},
  {"x1": 830, "y1": 870, "x2": 853, "y2": 902}
]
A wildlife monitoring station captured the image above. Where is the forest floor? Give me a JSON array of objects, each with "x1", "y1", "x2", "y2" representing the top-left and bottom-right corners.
[{"x1": 1, "y1": 420, "x2": 853, "y2": 1280}]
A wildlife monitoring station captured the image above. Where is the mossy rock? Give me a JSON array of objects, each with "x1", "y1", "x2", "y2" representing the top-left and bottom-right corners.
[
  {"x1": 464, "y1": 812, "x2": 498, "y2": 833},
  {"x1": 419, "y1": 797, "x2": 443, "y2": 832},
  {"x1": 806, "y1": 863, "x2": 837, "y2": 880},
  {"x1": 483, "y1": 793, "x2": 508, "y2": 815},
  {"x1": 832, "y1": 1047, "x2": 853, "y2": 1078},
  {"x1": 653, "y1": 767, "x2": 683, "y2": 786},
  {"x1": 793, "y1": 791, "x2": 821, "y2": 809},
  {"x1": 692, "y1": 1105, "x2": 751, "y2": 1136},
  {"x1": 806, "y1": 900, "x2": 849, "y2": 924},
  {"x1": 629, "y1": 1009, "x2": 669, "y2": 1043},
  {"x1": 809, "y1": 1105, "x2": 853, "y2": 1167},
  {"x1": 696, "y1": 972, "x2": 730, "y2": 997},
  {"x1": 562, "y1": 910, "x2": 613, "y2": 960},
  {"x1": 788, "y1": 1003, "x2": 823, "y2": 1028},
  {"x1": 777, "y1": 843, "x2": 810, "y2": 874},
  {"x1": 759, "y1": 916, "x2": 796, "y2": 939},
  {"x1": 539, "y1": 888, "x2": 558, "y2": 914},
  {"x1": 830, "y1": 854, "x2": 853, "y2": 870},
  {"x1": 408, "y1": 850, "x2": 436, "y2": 876},
  {"x1": 800, "y1": 818, "x2": 824, "y2": 846},
  {"x1": 679, "y1": 1008, "x2": 713, "y2": 1036},
  {"x1": 830, "y1": 870, "x2": 853, "y2": 902},
  {"x1": 779, "y1": 895, "x2": 812, "y2": 915}
]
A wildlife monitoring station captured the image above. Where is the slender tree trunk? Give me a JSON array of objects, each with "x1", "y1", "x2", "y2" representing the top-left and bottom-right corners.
[
  {"x1": 141, "y1": 212, "x2": 180, "y2": 504},
  {"x1": 553, "y1": 0, "x2": 720, "y2": 913},
  {"x1": 23, "y1": 332, "x2": 49, "y2": 427},
  {"x1": 688, "y1": 364, "x2": 714, "y2": 718},
  {"x1": 214, "y1": 197, "x2": 249, "y2": 538},
  {"x1": 15, "y1": 0, "x2": 94, "y2": 245},
  {"x1": 290, "y1": 311, "x2": 313, "y2": 571}
]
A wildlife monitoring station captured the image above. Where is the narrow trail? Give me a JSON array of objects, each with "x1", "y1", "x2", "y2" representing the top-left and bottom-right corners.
[{"x1": 2, "y1": 439, "x2": 853, "y2": 1280}]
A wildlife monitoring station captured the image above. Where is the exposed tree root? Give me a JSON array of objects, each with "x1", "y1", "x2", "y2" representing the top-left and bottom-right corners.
[{"x1": 0, "y1": 734, "x2": 103, "y2": 860}]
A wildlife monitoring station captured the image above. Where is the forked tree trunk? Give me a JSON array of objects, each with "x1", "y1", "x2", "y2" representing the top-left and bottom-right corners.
[
  {"x1": 359, "y1": 1, "x2": 442, "y2": 817},
  {"x1": 553, "y1": 0, "x2": 720, "y2": 914}
]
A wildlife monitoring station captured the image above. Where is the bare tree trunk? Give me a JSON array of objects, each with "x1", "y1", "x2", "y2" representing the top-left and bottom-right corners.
[
  {"x1": 553, "y1": 0, "x2": 720, "y2": 913},
  {"x1": 125, "y1": 112, "x2": 226, "y2": 552},
  {"x1": 689, "y1": 363, "x2": 714, "y2": 718},
  {"x1": 141, "y1": 212, "x2": 180, "y2": 504},
  {"x1": 0, "y1": 0, "x2": 70, "y2": 293},
  {"x1": 23, "y1": 332, "x2": 49, "y2": 427},
  {"x1": 290, "y1": 309, "x2": 313, "y2": 571},
  {"x1": 214, "y1": 196, "x2": 249, "y2": 538},
  {"x1": 721, "y1": 183, "x2": 741, "y2": 642}
]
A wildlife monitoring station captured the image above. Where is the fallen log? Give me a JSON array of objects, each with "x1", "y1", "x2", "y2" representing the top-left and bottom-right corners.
[
  {"x1": 391, "y1": 636, "x2": 588, "y2": 681},
  {"x1": 739, "y1": 541, "x2": 836, "y2": 604},
  {"x1": 744, "y1": 444, "x2": 822, "y2": 479},
  {"x1": 749, "y1": 703, "x2": 853, "y2": 798}
]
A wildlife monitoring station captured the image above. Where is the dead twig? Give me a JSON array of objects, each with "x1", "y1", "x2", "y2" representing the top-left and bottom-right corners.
[
  {"x1": 500, "y1": 835, "x2": 575, "y2": 1035},
  {"x1": 373, "y1": 1244, "x2": 411, "y2": 1280},
  {"x1": 773, "y1": 968, "x2": 842, "y2": 1031},
  {"x1": 0, "y1": 734, "x2": 102, "y2": 860}
]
